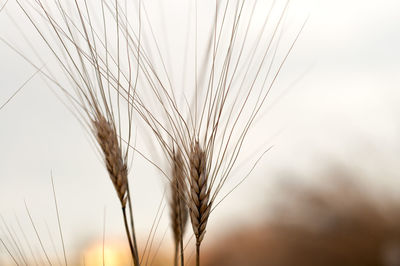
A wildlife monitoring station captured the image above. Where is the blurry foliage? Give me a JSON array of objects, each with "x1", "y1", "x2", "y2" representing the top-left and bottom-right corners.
[{"x1": 202, "y1": 167, "x2": 400, "y2": 266}]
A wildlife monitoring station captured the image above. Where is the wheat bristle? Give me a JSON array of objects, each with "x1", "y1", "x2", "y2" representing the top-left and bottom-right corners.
[{"x1": 93, "y1": 115, "x2": 128, "y2": 207}]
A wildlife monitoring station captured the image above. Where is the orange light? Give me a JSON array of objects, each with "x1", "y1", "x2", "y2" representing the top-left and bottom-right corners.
[{"x1": 83, "y1": 239, "x2": 131, "y2": 266}]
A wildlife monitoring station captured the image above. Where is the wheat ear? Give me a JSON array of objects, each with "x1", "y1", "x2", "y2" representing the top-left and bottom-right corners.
[
  {"x1": 93, "y1": 115, "x2": 139, "y2": 266},
  {"x1": 93, "y1": 115, "x2": 128, "y2": 207},
  {"x1": 170, "y1": 150, "x2": 188, "y2": 266},
  {"x1": 189, "y1": 141, "x2": 210, "y2": 266}
]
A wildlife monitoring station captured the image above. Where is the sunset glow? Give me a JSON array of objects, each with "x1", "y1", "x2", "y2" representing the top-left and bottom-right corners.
[{"x1": 83, "y1": 240, "x2": 131, "y2": 266}]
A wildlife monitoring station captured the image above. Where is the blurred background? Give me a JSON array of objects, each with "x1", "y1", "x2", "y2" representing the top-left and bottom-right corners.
[{"x1": 0, "y1": 0, "x2": 400, "y2": 265}]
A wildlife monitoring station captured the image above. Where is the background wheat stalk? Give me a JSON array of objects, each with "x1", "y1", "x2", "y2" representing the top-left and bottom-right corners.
[{"x1": 170, "y1": 149, "x2": 188, "y2": 266}]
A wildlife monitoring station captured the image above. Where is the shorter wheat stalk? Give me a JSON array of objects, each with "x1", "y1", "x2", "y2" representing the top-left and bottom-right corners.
[
  {"x1": 170, "y1": 149, "x2": 188, "y2": 266},
  {"x1": 188, "y1": 141, "x2": 210, "y2": 266}
]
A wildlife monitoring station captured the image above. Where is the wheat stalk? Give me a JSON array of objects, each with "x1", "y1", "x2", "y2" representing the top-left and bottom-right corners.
[
  {"x1": 92, "y1": 114, "x2": 139, "y2": 266},
  {"x1": 14, "y1": 1, "x2": 142, "y2": 264},
  {"x1": 170, "y1": 149, "x2": 188, "y2": 266},
  {"x1": 93, "y1": 115, "x2": 128, "y2": 207},
  {"x1": 189, "y1": 141, "x2": 210, "y2": 266}
]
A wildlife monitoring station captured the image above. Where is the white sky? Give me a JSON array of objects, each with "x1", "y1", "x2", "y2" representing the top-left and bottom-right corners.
[{"x1": 0, "y1": 0, "x2": 400, "y2": 264}]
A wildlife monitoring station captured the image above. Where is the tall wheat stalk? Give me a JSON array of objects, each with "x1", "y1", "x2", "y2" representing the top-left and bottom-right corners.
[{"x1": 15, "y1": 0, "x2": 141, "y2": 264}]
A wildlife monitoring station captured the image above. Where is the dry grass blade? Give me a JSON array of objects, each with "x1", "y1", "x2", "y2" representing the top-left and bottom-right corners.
[
  {"x1": 0, "y1": 68, "x2": 41, "y2": 111},
  {"x1": 15, "y1": 215, "x2": 40, "y2": 266},
  {"x1": 140, "y1": 190, "x2": 166, "y2": 266},
  {"x1": 24, "y1": 201, "x2": 53, "y2": 266},
  {"x1": 1, "y1": 216, "x2": 28, "y2": 265},
  {"x1": 189, "y1": 141, "x2": 210, "y2": 266},
  {"x1": 50, "y1": 175, "x2": 67, "y2": 266},
  {"x1": 170, "y1": 149, "x2": 188, "y2": 266},
  {"x1": 0, "y1": 0, "x2": 8, "y2": 12},
  {"x1": 44, "y1": 222, "x2": 62, "y2": 266},
  {"x1": 0, "y1": 238, "x2": 19, "y2": 265}
]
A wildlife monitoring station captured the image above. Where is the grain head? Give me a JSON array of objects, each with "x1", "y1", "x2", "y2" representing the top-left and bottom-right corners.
[
  {"x1": 93, "y1": 115, "x2": 128, "y2": 208},
  {"x1": 189, "y1": 141, "x2": 210, "y2": 246},
  {"x1": 170, "y1": 149, "x2": 188, "y2": 246}
]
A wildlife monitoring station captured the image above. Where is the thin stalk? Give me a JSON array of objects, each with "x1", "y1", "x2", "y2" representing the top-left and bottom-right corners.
[
  {"x1": 180, "y1": 233, "x2": 185, "y2": 266},
  {"x1": 51, "y1": 175, "x2": 68, "y2": 266},
  {"x1": 174, "y1": 242, "x2": 178, "y2": 266},
  {"x1": 127, "y1": 188, "x2": 139, "y2": 263},
  {"x1": 174, "y1": 204, "x2": 185, "y2": 266},
  {"x1": 196, "y1": 242, "x2": 200, "y2": 266},
  {"x1": 180, "y1": 237, "x2": 185, "y2": 266},
  {"x1": 179, "y1": 201, "x2": 185, "y2": 266},
  {"x1": 122, "y1": 206, "x2": 139, "y2": 266}
]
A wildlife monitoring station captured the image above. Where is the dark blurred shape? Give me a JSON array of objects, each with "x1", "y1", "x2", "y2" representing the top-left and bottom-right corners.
[{"x1": 203, "y1": 169, "x2": 400, "y2": 266}]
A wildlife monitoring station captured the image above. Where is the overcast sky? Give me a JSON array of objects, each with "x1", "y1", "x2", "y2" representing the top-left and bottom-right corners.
[{"x1": 1, "y1": 0, "x2": 400, "y2": 263}]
